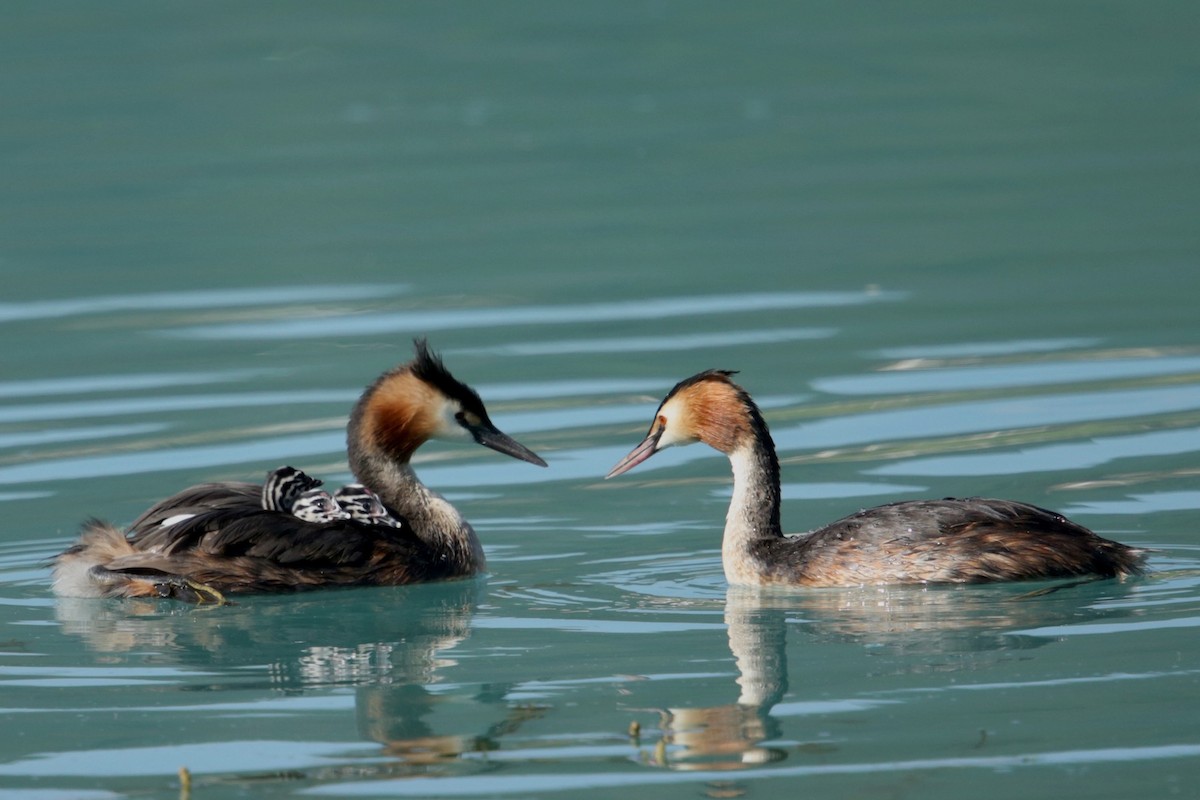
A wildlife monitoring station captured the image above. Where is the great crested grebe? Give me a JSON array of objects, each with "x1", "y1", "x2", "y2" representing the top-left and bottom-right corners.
[
  {"x1": 261, "y1": 465, "x2": 324, "y2": 513},
  {"x1": 289, "y1": 489, "x2": 351, "y2": 524},
  {"x1": 606, "y1": 370, "x2": 1145, "y2": 586},
  {"x1": 334, "y1": 484, "x2": 403, "y2": 528},
  {"x1": 52, "y1": 339, "x2": 546, "y2": 602}
]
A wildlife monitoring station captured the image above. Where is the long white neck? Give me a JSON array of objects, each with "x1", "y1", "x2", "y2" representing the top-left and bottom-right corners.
[{"x1": 722, "y1": 439, "x2": 783, "y2": 586}]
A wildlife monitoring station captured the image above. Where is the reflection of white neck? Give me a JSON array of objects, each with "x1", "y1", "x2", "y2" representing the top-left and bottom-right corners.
[{"x1": 724, "y1": 589, "x2": 788, "y2": 707}]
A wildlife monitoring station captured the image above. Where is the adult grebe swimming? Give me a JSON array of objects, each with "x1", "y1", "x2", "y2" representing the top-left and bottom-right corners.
[
  {"x1": 606, "y1": 370, "x2": 1145, "y2": 586},
  {"x1": 53, "y1": 339, "x2": 547, "y2": 602}
]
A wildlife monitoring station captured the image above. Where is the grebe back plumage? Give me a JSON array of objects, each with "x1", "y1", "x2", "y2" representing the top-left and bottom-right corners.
[
  {"x1": 52, "y1": 339, "x2": 546, "y2": 601},
  {"x1": 606, "y1": 370, "x2": 1145, "y2": 586}
]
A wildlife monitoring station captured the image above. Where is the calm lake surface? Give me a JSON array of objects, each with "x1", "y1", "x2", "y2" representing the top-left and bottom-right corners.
[{"x1": 3, "y1": 3, "x2": 1199, "y2": 798}]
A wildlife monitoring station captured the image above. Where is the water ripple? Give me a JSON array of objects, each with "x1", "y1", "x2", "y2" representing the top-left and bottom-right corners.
[
  {"x1": 301, "y1": 743, "x2": 1200, "y2": 795},
  {"x1": 1018, "y1": 616, "x2": 1200, "y2": 637},
  {"x1": 0, "y1": 285, "x2": 407, "y2": 323},
  {"x1": 0, "y1": 740, "x2": 373, "y2": 777},
  {"x1": 0, "y1": 390, "x2": 353, "y2": 424},
  {"x1": 0, "y1": 424, "x2": 166, "y2": 450},
  {"x1": 0, "y1": 431, "x2": 344, "y2": 485},
  {"x1": 817, "y1": 356, "x2": 1200, "y2": 394},
  {"x1": 874, "y1": 338, "x2": 1101, "y2": 359},
  {"x1": 166, "y1": 291, "x2": 902, "y2": 340},
  {"x1": 471, "y1": 616, "x2": 726, "y2": 635},
  {"x1": 453, "y1": 327, "x2": 836, "y2": 357},
  {"x1": 871, "y1": 425, "x2": 1200, "y2": 477},
  {"x1": 0, "y1": 370, "x2": 280, "y2": 399},
  {"x1": 778, "y1": 384, "x2": 1200, "y2": 452},
  {"x1": 1063, "y1": 490, "x2": 1200, "y2": 515}
]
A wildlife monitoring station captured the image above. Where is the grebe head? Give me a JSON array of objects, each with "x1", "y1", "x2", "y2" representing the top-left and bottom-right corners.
[
  {"x1": 349, "y1": 338, "x2": 547, "y2": 467},
  {"x1": 606, "y1": 370, "x2": 757, "y2": 478},
  {"x1": 262, "y1": 466, "x2": 324, "y2": 512},
  {"x1": 334, "y1": 483, "x2": 403, "y2": 527},
  {"x1": 290, "y1": 489, "x2": 351, "y2": 523}
]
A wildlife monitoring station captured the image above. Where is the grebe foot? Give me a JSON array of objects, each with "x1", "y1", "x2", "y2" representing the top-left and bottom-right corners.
[
  {"x1": 85, "y1": 566, "x2": 229, "y2": 604},
  {"x1": 153, "y1": 577, "x2": 229, "y2": 605},
  {"x1": 1010, "y1": 576, "x2": 1108, "y2": 599}
]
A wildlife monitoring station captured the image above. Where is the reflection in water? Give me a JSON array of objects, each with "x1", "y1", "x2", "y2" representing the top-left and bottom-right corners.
[
  {"x1": 652, "y1": 580, "x2": 1139, "y2": 773},
  {"x1": 652, "y1": 592, "x2": 789, "y2": 771},
  {"x1": 774, "y1": 580, "x2": 1147, "y2": 668},
  {"x1": 54, "y1": 581, "x2": 546, "y2": 781},
  {"x1": 55, "y1": 583, "x2": 479, "y2": 687},
  {"x1": 358, "y1": 683, "x2": 548, "y2": 770}
]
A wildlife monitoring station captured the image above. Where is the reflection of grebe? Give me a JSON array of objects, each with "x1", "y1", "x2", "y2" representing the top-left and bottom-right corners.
[
  {"x1": 55, "y1": 582, "x2": 549, "y2": 781},
  {"x1": 643, "y1": 580, "x2": 1138, "y2": 771},
  {"x1": 52, "y1": 340, "x2": 546, "y2": 601},
  {"x1": 608, "y1": 370, "x2": 1145, "y2": 586},
  {"x1": 652, "y1": 591, "x2": 789, "y2": 770}
]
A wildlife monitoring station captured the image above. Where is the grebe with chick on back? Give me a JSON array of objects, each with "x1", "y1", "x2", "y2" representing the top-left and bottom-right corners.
[
  {"x1": 606, "y1": 370, "x2": 1145, "y2": 586},
  {"x1": 53, "y1": 339, "x2": 547, "y2": 602},
  {"x1": 334, "y1": 483, "x2": 405, "y2": 528}
]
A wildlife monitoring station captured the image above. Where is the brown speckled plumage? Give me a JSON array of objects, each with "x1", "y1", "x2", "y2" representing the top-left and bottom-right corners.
[
  {"x1": 746, "y1": 497, "x2": 1143, "y2": 585},
  {"x1": 608, "y1": 370, "x2": 1146, "y2": 587}
]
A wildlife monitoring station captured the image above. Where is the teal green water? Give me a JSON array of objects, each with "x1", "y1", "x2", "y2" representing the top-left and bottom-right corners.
[{"x1": 3, "y1": 3, "x2": 1200, "y2": 798}]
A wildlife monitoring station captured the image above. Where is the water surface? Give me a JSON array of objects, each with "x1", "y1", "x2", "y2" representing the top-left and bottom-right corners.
[{"x1": 2, "y1": 3, "x2": 1199, "y2": 799}]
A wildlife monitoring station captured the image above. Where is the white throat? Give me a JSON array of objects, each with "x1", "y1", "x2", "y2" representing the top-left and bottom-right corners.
[{"x1": 721, "y1": 446, "x2": 775, "y2": 586}]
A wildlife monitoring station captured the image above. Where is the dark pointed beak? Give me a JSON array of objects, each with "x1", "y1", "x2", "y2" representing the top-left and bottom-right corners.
[
  {"x1": 470, "y1": 423, "x2": 548, "y2": 467},
  {"x1": 605, "y1": 426, "x2": 664, "y2": 479}
]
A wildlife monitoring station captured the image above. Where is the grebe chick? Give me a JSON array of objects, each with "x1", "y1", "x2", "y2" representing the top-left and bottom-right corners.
[
  {"x1": 53, "y1": 339, "x2": 547, "y2": 602},
  {"x1": 290, "y1": 489, "x2": 351, "y2": 524},
  {"x1": 262, "y1": 466, "x2": 324, "y2": 512},
  {"x1": 335, "y1": 484, "x2": 403, "y2": 528},
  {"x1": 606, "y1": 370, "x2": 1146, "y2": 587}
]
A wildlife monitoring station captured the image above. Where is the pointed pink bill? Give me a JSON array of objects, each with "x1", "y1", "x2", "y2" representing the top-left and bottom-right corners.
[{"x1": 605, "y1": 427, "x2": 664, "y2": 479}]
